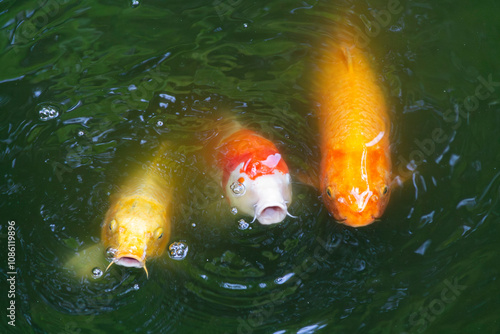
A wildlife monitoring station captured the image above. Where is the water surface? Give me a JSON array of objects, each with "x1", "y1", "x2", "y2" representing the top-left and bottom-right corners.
[{"x1": 1, "y1": 0, "x2": 500, "y2": 333}]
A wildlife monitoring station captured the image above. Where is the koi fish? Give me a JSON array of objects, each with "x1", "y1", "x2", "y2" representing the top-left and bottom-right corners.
[
  {"x1": 317, "y1": 22, "x2": 392, "y2": 227},
  {"x1": 211, "y1": 122, "x2": 293, "y2": 225},
  {"x1": 101, "y1": 142, "x2": 174, "y2": 277}
]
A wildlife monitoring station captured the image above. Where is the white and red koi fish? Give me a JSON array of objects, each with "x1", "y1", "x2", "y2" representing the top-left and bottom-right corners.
[{"x1": 211, "y1": 122, "x2": 294, "y2": 225}]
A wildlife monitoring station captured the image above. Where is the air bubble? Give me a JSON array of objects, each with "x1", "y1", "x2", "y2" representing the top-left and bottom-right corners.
[
  {"x1": 92, "y1": 267, "x2": 103, "y2": 279},
  {"x1": 157, "y1": 120, "x2": 163, "y2": 126},
  {"x1": 105, "y1": 247, "x2": 117, "y2": 260},
  {"x1": 38, "y1": 105, "x2": 59, "y2": 121},
  {"x1": 230, "y1": 181, "x2": 245, "y2": 196},
  {"x1": 231, "y1": 207, "x2": 238, "y2": 215},
  {"x1": 169, "y1": 242, "x2": 188, "y2": 260},
  {"x1": 134, "y1": 284, "x2": 140, "y2": 290},
  {"x1": 78, "y1": 131, "x2": 84, "y2": 137},
  {"x1": 238, "y1": 219, "x2": 249, "y2": 230},
  {"x1": 131, "y1": 0, "x2": 140, "y2": 7}
]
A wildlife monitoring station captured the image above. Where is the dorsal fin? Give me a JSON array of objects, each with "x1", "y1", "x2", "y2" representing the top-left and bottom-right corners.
[{"x1": 341, "y1": 46, "x2": 354, "y2": 73}]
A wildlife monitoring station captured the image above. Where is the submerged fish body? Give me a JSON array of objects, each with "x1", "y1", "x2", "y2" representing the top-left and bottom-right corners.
[
  {"x1": 101, "y1": 142, "x2": 174, "y2": 276},
  {"x1": 213, "y1": 124, "x2": 293, "y2": 225},
  {"x1": 318, "y1": 23, "x2": 392, "y2": 227}
]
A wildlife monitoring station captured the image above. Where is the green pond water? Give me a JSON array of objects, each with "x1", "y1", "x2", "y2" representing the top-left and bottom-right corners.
[{"x1": 1, "y1": 0, "x2": 500, "y2": 333}]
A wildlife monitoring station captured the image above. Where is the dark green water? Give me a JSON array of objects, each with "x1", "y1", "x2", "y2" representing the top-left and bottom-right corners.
[{"x1": 1, "y1": 0, "x2": 500, "y2": 333}]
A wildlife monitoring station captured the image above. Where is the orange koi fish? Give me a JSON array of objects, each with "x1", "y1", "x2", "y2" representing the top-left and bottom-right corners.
[
  {"x1": 318, "y1": 23, "x2": 392, "y2": 227},
  {"x1": 101, "y1": 142, "x2": 174, "y2": 277},
  {"x1": 212, "y1": 122, "x2": 293, "y2": 225}
]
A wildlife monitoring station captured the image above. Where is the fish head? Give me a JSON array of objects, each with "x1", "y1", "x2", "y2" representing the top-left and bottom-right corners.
[
  {"x1": 101, "y1": 197, "x2": 170, "y2": 277},
  {"x1": 225, "y1": 161, "x2": 293, "y2": 225},
  {"x1": 321, "y1": 147, "x2": 391, "y2": 227}
]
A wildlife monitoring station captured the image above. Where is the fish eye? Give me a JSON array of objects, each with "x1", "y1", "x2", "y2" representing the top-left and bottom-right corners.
[
  {"x1": 154, "y1": 227, "x2": 164, "y2": 240},
  {"x1": 326, "y1": 187, "x2": 334, "y2": 199},
  {"x1": 382, "y1": 185, "x2": 389, "y2": 195},
  {"x1": 109, "y1": 219, "x2": 117, "y2": 232}
]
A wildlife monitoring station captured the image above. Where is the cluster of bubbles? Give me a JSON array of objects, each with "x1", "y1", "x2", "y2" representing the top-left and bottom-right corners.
[
  {"x1": 169, "y1": 242, "x2": 189, "y2": 260},
  {"x1": 38, "y1": 105, "x2": 59, "y2": 121},
  {"x1": 238, "y1": 219, "x2": 250, "y2": 230}
]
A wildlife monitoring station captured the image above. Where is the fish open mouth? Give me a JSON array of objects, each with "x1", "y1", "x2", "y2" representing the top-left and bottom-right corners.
[
  {"x1": 105, "y1": 253, "x2": 149, "y2": 278},
  {"x1": 116, "y1": 256, "x2": 143, "y2": 268},
  {"x1": 255, "y1": 203, "x2": 289, "y2": 225}
]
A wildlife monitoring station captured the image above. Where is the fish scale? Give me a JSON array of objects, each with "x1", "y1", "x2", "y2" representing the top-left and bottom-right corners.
[{"x1": 321, "y1": 45, "x2": 388, "y2": 149}]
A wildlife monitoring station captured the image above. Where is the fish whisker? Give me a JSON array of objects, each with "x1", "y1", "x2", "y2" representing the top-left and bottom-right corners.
[
  {"x1": 283, "y1": 201, "x2": 297, "y2": 219},
  {"x1": 250, "y1": 204, "x2": 258, "y2": 223},
  {"x1": 105, "y1": 259, "x2": 116, "y2": 273}
]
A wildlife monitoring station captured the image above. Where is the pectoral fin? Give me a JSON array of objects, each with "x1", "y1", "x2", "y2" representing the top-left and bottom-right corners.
[{"x1": 63, "y1": 243, "x2": 108, "y2": 281}]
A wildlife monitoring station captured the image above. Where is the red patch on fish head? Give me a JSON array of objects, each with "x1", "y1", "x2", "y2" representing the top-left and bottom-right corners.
[
  {"x1": 217, "y1": 130, "x2": 289, "y2": 188},
  {"x1": 241, "y1": 153, "x2": 288, "y2": 180}
]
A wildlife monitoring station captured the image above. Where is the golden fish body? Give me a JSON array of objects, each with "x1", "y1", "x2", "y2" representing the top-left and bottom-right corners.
[{"x1": 101, "y1": 142, "x2": 174, "y2": 276}]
